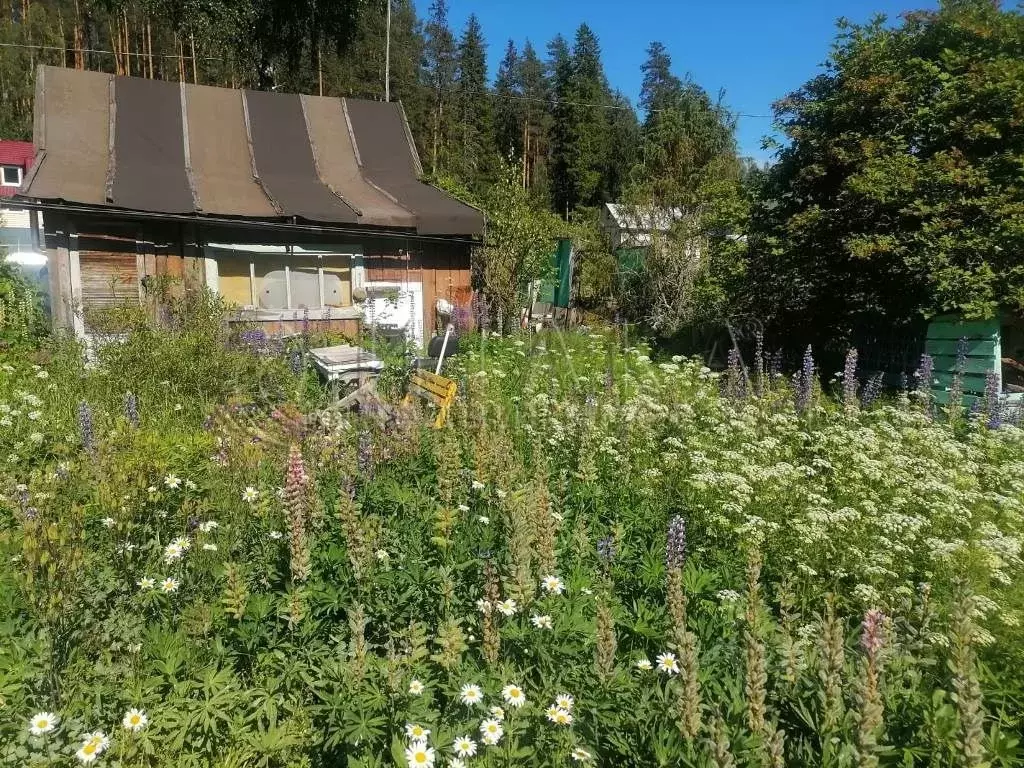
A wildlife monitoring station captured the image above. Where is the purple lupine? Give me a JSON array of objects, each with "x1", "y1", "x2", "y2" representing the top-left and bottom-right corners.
[
  {"x1": 861, "y1": 372, "x2": 884, "y2": 408},
  {"x1": 794, "y1": 345, "x2": 815, "y2": 413},
  {"x1": 77, "y1": 400, "x2": 95, "y2": 452},
  {"x1": 597, "y1": 535, "x2": 616, "y2": 566},
  {"x1": 24, "y1": 506, "x2": 38, "y2": 521},
  {"x1": 725, "y1": 347, "x2": 746, "y2": 400},
  {"x1": 753, "y1": 331, "x2": 765, "y2": 398},
  {"x1": 666, "y1": 515, "x2": 687, "y2": 571},
  {"x1": 289, "y1": 350, "x2": 304, "y2": 375},
  {"x1": 984, "y1": 370, "x2": 1002, "y2": 429},
  {"x1": 187, "y1": 515, "x2": 200, "y2": 531},
  {"x1": 123, "y1": 391, "x2": 139, "y2": 427},
  {"x1": 357, "y1": 429, "x2": 373, "y2": 479},
  {"x1": 860, "y1": 608, "x2": 886, "y2": 656},
  {"x1": 770, "y1": 350, "x2": 784, "y2": 378},
  {"x1": 947, "y1": 337, "x2": 968, "y2": 412},
  {"x1": 916, "y1": 354, "x2": 934, "y2": 394},
  {"x1": 842, "y1": 348, "x2": 859, "y2": 410}
]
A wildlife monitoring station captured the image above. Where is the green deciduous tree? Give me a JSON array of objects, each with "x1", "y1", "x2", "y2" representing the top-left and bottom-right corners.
[{"x1": 750, "y1": 0, "x2": 1024, "y2": 353}]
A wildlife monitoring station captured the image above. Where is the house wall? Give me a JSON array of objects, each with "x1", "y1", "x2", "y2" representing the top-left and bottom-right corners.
[{"x1": 41, "y1": 212, "x2": 474, "y2": 346}]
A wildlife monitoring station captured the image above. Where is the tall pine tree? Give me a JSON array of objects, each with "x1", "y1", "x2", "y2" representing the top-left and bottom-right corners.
[
  {"x1": 517, "y1": 40, "x2": 551, "y2": 195},
  {"x1": 547, "y1": 33, "x2": 574, "y2": 215}
]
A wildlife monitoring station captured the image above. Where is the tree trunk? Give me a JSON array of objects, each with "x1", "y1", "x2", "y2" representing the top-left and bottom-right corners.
[
  {"x1": 146, "y1": 19, "x2": 153, "y2": 78},
  {"x1": 318, "y1": 40, "x2": 323, "y2": 96},
  {"x1": 109, "y1": 21, "x2": 121, "y2": 75},
  {"x1": 431, "y1": 98, "x2": 441, "y2": 175},
  {"x1": 190, "y1": 33, "x2": 197, "y2": 84},
  {"x1": 72, "y1": 0, "x2": 83, "y2": 69},
  {"x1": 57, "y1": 8, "x2": 65, "y2": 67},
  {"x1": 123, "y1": 10, "x2": 131, "y2": 77}
]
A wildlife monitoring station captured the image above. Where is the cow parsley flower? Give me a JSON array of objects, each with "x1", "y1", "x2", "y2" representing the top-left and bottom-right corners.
[
  {"x1": 459, "y1": 683, "x2": 483, "y2": 706},
  {"x1": 29, "y1": 711, "x2": 58, "y2": 736},
  {"x1": 198, "y1": 520, "x2": 218, "y2": 533},
  {"x1": 122, "y1": 708, "x2": 148, "y2": 732}
]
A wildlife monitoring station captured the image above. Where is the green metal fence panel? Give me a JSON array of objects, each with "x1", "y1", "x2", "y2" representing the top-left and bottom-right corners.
[
  {"x1": 553, "y1": 238, "x2": 573, "y2": 308},
  {"x1": 927, "y1": 315, "x2": 1001, "y2": 403}
]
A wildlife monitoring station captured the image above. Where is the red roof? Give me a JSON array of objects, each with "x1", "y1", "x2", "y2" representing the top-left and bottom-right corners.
[
  {"x1": 0, "y1": 140, "x2": 34, "y2": 198},
  {"x1": 0, "y1": 140, "x2": 34, "y2": 167}
]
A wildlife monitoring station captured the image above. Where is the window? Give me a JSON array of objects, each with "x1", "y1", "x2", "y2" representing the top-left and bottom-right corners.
[
  {"x1": 1, "y1": 165, "x2": 22, "y2": 186},
  {"x1": 205, "y1": 243, "x2": 360, "y2": 318}
]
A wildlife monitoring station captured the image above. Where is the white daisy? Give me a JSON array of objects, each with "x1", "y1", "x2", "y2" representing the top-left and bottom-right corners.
[
  {"x1": 571, "y1": 747, "x2": 593, "y2": 762},
  {"x1": 242, "y1": 487, "x2": 259, "y2": 503},
  {"x1": 160, "y1": 577, "x2": 179, "y2": 593},
  {"x1": 479, "y1": 718, "x2": 503, "y2": 743},
  {"x1": 501, "y1": 683, "x2": 526, "y2": 708},
  {"x1": 29, "y1": 711, "x2": 58, "y2": 736},
  {"x1": 137, "y1": 577, "x2": 155, "y2": 591},
  {"x1": 555, "y1": 693, "x2": 574, "y2": 712},
  {"x1": 122, "y1": 708, "x2": 148, "y2": 731},
  {"x1": 551, "y1": 708, "x2": 573, "y2": 726},
  {"x1": 634, "y1": 658, "x2": 653, "y2": 671},
  {"x1": 408, "y1": 679, "x2": 425, "y2": 695},
  {"x1": 541, "y1": 575, "x2": 565, "y2": 594},
  {"x1": 75, "y1": 741, "x2": 101, "y2": 763},
  {"x1": 404, "y1": 740, "x2": 435, "y2": 767},
  {"x1": 475, "y1": 598, "x2": 492, "y2": 614},
  {"x1": 656, "y1": 652, "x2": 679, "y2": 675},
  {"x1": 163, "y1": 542, "x2": 184, "y2": 564},
  {"x1": 452, "y1": 735, "x2": 477, "y2": 758},
  {"x1": 449, "y1": 760, "x2": 466, "y2": 768},
  {"x1": 459, "y1": 683, "x2": 483, "y2": 706},
  {"x1": 164, "y1": 474, "x2": 181, "y2": 489},
  {"x1": 495, "y1": 598, "x2": 518, "y2": 617},
  {"x1": 100, "y1": 517, "x2": 116, "y2": 528},
  {"x1": 489, "y1": 705, "x2": 505, "y2": 721},
  {"x1": 184, "y1": 479, "x2": 197, "y2": 491},
  {"x1": 405, "y1": 723, "x2": 430, "y2": 741},
  {"x1": 530, "y1": 614, "x2": 553, "y2": 629}
]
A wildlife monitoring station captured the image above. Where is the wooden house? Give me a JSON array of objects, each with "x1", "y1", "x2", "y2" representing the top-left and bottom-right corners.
[{"x1": 13, "y1": 66, "x2": 483, "y2": 346}]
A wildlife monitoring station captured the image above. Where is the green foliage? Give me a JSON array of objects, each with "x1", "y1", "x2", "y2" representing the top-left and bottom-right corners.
[
  {"x1": 0, "y1": 261, "x2": 47, "y2": 348},
  {"x1": 750, "y1": 0, "x2": 1024, "y2": 352}
]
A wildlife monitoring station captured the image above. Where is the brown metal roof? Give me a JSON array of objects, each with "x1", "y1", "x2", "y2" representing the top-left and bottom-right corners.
[{"x1": 20, "y1": 65, "x2": 484, "y2": 237}]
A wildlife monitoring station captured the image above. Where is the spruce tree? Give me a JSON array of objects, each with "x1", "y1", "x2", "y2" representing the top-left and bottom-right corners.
[
  {"x1": 516, "y1": 40, "x2": 552, "y2": 195},
  {"x1": 453, "y1": 14, "x2": 495, "y2": 188},
  {"x1": 547, "y1": 33, "x2": 574, "y2": 215},
  {"x1": 423, "y1": 0, "x2": 457, "y2": 175},
  {"x1": 493, "y1": 40, "x2": 523, "y2": 163}
]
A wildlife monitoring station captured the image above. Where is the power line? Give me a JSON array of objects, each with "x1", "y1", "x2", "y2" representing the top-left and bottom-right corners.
[{"x1": 0, "y1": 40, "x2": 776, "y2": 119}]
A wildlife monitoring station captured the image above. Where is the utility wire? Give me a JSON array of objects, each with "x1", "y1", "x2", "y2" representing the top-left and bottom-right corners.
[{"x1": 0, "y1": 40, "x2": 775, "y2": 118}]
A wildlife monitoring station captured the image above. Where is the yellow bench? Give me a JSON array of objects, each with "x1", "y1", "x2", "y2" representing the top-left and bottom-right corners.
[{"x1": 402, "y1": 369, "x2": 458, "y2": 428}]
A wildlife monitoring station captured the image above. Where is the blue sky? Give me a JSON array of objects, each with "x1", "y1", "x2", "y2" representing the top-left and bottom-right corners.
[{"x1": 412, "y1": 0, "x2": 937, "y2": 162}]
